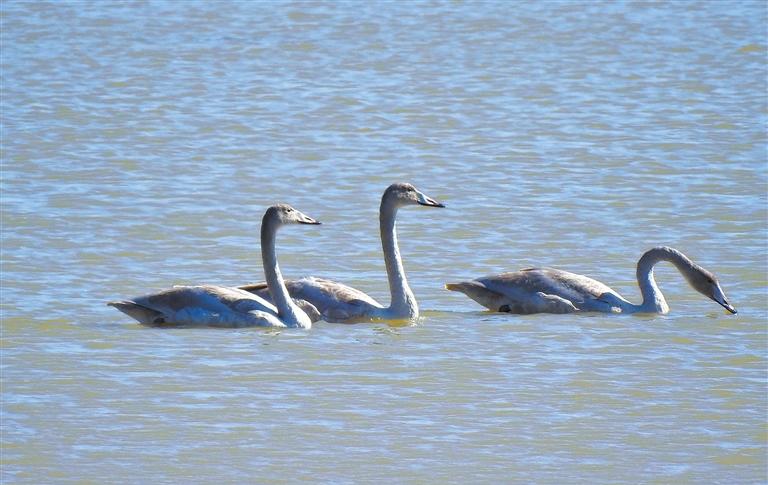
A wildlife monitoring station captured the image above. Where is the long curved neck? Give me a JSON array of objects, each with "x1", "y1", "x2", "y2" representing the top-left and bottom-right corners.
[
  {"x1": 635, "y1": 247, "x2": 693, "y2": 313},
  {"x1": 379, "y1": 198, "x2": 417, "y2": 318},
  {"x1": 261, "y1": 217, "x2": 305, "y2": 326}
]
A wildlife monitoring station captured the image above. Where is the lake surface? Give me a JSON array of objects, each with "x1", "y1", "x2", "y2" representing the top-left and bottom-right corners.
[{"x1": 2, "y1": 1, "x2": 766, "y2": 483}]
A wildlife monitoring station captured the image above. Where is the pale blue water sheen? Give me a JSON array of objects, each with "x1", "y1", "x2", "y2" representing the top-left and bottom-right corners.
[{"x1": 2, "y1": 1, "x2": 767, "y2": 483}]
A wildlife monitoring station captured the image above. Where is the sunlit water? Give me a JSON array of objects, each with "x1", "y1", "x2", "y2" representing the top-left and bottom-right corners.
[{"x1": 2, "y1": 1, "x2": 766, "y2": 483}]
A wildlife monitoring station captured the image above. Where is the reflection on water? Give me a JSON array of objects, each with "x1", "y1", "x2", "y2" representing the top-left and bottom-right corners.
[{"x1": 2, "y1": 1, "x2": 766, "y2": 483}]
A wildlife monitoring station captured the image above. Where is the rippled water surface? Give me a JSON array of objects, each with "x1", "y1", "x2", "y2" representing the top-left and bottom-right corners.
[{"x1": 2, "y1": 1, "x2": 767, "y2": 483}]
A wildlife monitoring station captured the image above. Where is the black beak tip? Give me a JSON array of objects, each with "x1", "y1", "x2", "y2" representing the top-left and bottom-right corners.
[
  {"x1": 718, "y1": 300, "x2": 737, "y2": 314},
  {"x1": 421, "y1": 200, "x2": 445, "y2": 208}
]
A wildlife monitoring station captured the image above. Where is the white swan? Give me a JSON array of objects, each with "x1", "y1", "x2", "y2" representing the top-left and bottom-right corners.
[
  {"x1": 446, "y1": 246, "x2": 736, "y2": 315},
  {"x1": 239, "y1": 183, "x2": 445, "y2": 323},
  {"x1": 108, "y1": 204, "x2": 321, "y2": 328}
]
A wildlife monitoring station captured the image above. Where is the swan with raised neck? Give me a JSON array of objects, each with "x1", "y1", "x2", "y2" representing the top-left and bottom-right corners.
[
  {"x1": 239, "y1": 183, "x2": 445, "y2": 323},
  {"x1": 108, "y1": 204, "x2": 321, "y2": 328}
]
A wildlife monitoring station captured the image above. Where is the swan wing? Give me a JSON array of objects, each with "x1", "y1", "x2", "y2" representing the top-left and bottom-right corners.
[
  {"x1": 109, "y1": 285, "x2": 282, "y2": 327},
  {"x1": 446, "y1": 268, "x2": 622, "y2": 314},
  {"x1": 239, "y1": 276, "x2": 383, "y2": 322},
  {"x1": 480, "y1": 269, "x2": 599, "y2": 299},
  {"x1": 446, "y1": 278, "x2": 580, "y2": 314}
]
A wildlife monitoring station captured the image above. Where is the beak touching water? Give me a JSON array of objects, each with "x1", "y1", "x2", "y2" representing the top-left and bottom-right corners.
[
  {"x1": 717, "y1": 299, "x2": 737, "y2": 315},
  {"x1": 712, "y1": 284, "x2": 737, "y2": 314}
]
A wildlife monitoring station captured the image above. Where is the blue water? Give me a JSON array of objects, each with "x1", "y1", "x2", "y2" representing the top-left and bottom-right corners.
[{"x1": 2, "y1": 1, "x2": 766, "y2": 483}]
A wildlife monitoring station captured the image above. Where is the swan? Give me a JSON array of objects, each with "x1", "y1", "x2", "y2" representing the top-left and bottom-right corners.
[
  {"x1": 445, "y1": 246, "x2": 736, "y2": 315},
  {"x1": 108, "y1": 204, "x2": 321, "y2": 328},
  {"x1": 238, "y1": 183, "x2": 445, "y2": 323}
]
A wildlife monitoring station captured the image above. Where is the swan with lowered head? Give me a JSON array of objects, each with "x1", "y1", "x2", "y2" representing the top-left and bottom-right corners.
[
  {"x1": 239, "y1": 183, "x2": 445, "y2": 323},
  {"x1": 446, "y1": 246, "x2": 736, "y2": 315},
  {"x1": 108, "y1": 204, "x2": 321, "y2": 328}
]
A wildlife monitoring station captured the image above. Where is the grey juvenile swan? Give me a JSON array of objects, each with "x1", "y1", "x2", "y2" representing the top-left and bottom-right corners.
[
  {"x1": 239, "y1": 183, "x2": 445, "y2": 323},
  {"x1": 108, "y1": 204, "x2": 321, "y2": 328},
  {"x1": 446, "y1": 246, "x2": 736, "y2": 315}
]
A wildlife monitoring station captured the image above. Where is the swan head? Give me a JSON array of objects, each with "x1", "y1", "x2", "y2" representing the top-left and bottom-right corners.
[
  {"x1": 265, "y1": 204, "x2": 321, "y2": 227},
  {"x1": 384, "y1": 183, "x2": 445, "y2": 208},
  {"x1": 684, "y1": 264, "x2": 737, "y2": 314}
]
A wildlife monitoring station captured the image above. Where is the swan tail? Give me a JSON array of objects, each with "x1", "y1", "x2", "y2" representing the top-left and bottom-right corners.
[
  {"x1": 445, "y1": 281, "x2": 509, "y2": 312},
  {"x1": 237, "y1": 282, "x2": 270, "y2": 295},
  {"x1": 444, "y1": 283, "x2": 462, "y2": 292},
  {"x1": 445, "y1": 282, "x2": 481, "y2": 294},
  {"x1": 108, "y1": 300, "x2": 166, "y2": 325}
]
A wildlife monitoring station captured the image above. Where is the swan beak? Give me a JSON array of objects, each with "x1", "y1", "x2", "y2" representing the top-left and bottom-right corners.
[
  {"x1": 717, "y1": 300, "x2": 737, "y2": 314},
  {"x1": 416, "y1": 191, "x2": 445, "y2": 208},
  {"x1": 712, "y1": 285, "x2": 736, "y2": 314},
  {"x1": 299, "y1": 216, "x2": 322, "y2": 225}
]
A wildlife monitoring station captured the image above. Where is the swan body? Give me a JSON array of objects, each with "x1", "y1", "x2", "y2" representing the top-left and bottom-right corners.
[
  {"x1": 108, "y1": 285, "x2": 304, "y2": 328},
  {"x1": 239, "y1": 183, "x2": 445, "y2": 323},
  {"x1": 108, "y1": 204, "x2": 321, "y2": 328},
  {"x1": 446, "y1": 246, "x2": 736, "y2": 315},
  {"x1": 238, "y1": 277, "x2": 383, "y2": 323}
]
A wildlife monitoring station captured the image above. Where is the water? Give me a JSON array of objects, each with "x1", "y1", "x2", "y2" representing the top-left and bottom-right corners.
[{"x1": 2, "y1": 1, "x2": 766, "y2": 483}]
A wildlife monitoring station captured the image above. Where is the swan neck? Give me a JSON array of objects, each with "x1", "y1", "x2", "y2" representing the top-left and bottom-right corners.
[
  {"x1": 379, "y1": 198, "x2": 417, "y2": 317},
  {"x1": 635, "y1": 247, "x2": 692, "y2": 313},
  {"x1": 261, "y1": 216, "x2": 304, "y2": 326}
]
